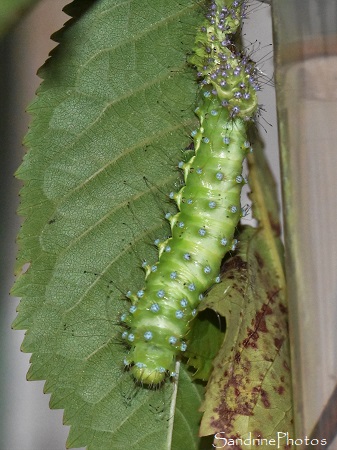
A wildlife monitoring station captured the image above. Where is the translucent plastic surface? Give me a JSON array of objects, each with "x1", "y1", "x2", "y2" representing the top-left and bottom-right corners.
[{"x1": 272, "y1": 0, "x2": 337, "y2": 446}]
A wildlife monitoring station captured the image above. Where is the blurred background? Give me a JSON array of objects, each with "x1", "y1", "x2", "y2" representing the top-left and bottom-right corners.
[
  {"x1": 0, "y1": 1, "x2": 278, "y2": 449},
  {"x1": 272, "y1": 1, "x2": 337, "y2": 447}
]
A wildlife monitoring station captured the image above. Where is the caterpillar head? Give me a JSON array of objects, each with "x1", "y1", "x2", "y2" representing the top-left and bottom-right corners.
[
  {"x1": 122, "y1": 307, "x2": 181, "y2": 385},
  {"x1": 130, "y1": 343, "x2": 175, "y2": 384}
]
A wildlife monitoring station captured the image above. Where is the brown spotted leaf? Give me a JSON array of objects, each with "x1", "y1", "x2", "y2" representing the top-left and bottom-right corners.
[{"x1": 198, "y1": 140, "x2": 294, "y2": 448}]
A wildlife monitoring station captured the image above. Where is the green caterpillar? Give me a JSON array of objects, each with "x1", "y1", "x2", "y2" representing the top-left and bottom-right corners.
[{"x1": 122, "y1": 0, "x2": 259, "y2": 384}]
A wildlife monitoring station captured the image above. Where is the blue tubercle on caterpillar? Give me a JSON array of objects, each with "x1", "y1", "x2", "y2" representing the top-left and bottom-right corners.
[{"x1": 122, "y1": 0, "x2": 259, "y2": 384}]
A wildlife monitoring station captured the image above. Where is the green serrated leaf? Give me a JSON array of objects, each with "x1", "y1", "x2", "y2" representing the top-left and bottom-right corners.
[
  {"x1": 12, "y1": 0, "x2": 205, "y2": 448},
  {"x1": 171, "y1": 366, "x2": 208, "y2": 450},
  {"x1": 198, "y1": 141, "x2": 294, "y2": 448}
]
